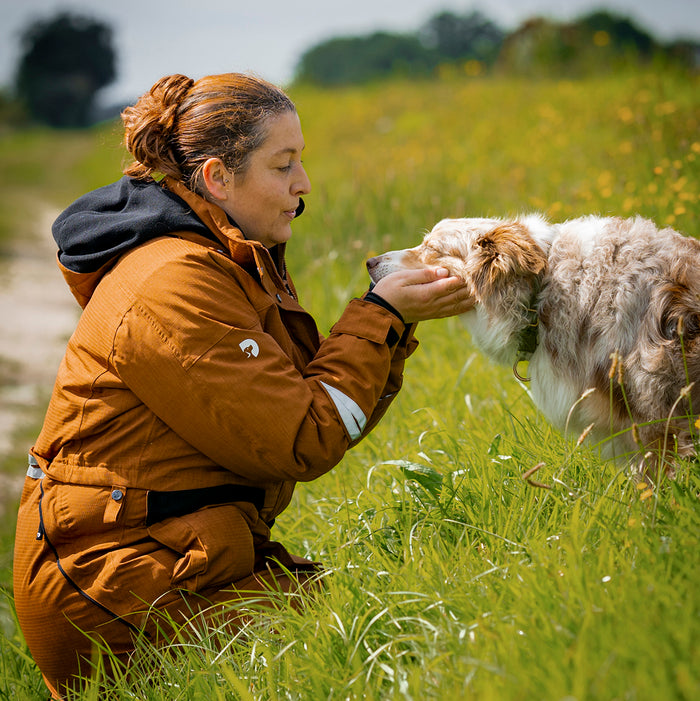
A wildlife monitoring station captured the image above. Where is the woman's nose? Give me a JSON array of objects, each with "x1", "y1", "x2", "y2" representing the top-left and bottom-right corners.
[{"x1": 294, "y1": 163, "x2": 311, "y2": 195}]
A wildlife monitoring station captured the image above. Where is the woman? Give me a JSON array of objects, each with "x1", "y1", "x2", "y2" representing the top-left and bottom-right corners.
[{"x1": 13, "y1": 73, "x2": 472, "y2": 697}]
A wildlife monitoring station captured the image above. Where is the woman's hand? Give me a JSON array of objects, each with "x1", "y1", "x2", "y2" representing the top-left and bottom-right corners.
[{"x1": 370, "y1": 268, "x2": 475, "y2": 323}]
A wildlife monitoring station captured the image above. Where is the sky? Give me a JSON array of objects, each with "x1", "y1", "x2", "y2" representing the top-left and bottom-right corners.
[{"x1": 1, "y1": 0, "x2": 699, "y2": 106}]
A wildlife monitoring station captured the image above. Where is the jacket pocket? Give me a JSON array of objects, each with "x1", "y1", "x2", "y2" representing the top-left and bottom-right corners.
[
  {"x1": 41, "y1": 477, "x2": 129, "y2": 544},
  {"x1": 146, "y1": 504, "x2": 255, "y2": 591}
]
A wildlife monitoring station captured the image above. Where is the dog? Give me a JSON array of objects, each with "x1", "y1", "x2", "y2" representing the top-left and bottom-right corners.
[{"x1": 367, "y1": 214, "x2": 700, "y2": 474}]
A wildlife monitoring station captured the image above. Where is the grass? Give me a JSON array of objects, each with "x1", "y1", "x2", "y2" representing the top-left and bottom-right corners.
[
  {"x1": 0, "y1": 121, "x2": 125, "y2": 250},
  {"x1": 0, "y1": 68, "x2": 698, "y2": 699}
]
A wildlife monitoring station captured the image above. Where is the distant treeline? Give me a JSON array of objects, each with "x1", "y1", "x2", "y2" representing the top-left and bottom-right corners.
[
  {"x1": 294, "y1": 9, "x2": 700, "y2": 85},
  {"x1": 2, "y1": 7, "x2": 698, "y2": 131}
]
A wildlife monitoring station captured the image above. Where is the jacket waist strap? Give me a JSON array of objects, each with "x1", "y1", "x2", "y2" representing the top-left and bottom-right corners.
[{"x1": 145, "y1": 484, "x2": 266, "y2": 526}]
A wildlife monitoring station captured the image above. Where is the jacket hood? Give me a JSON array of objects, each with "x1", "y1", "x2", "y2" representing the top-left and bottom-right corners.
[
  {"x1": 53, "y1": 176, "x2": 217, "y2": 274},
  {"x1": 53, "y1": 176, "x2": 306, "y2": 308}
]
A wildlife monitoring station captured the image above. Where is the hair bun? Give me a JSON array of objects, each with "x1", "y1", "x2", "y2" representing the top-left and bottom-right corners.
[
  {"x1": 121, "y1": 74, "x2": 194, "y2": 180},
  {"x1": 150, "y1": 74, "x2": 195, "y2": 135}
]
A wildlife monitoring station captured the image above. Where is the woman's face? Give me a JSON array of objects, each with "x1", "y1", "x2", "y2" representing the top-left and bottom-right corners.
[{"x1": 222, "y1": 110, "x2": 311, "y2": 248}]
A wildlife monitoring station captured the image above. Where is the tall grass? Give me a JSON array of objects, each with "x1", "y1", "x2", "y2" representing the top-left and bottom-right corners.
[
  {"x1": 0, "y1": 69, "x2": 698, "y2": 699},
  {"x1": 0, "y1": 122, "x2": 124, "y2": 248}
]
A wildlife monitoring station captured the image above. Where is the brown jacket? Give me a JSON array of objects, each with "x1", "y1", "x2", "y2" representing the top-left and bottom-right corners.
[{"x1": 13, "y1": 177, "x2": 417, "y2": 674}]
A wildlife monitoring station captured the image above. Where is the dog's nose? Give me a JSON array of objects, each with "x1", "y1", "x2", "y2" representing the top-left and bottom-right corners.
[{"x1": 366, "y1": 256, "x2": 379, "y2": 271}]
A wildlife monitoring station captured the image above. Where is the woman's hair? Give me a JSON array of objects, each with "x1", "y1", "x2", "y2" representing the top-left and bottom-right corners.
[{"x1": 121, "y1": 73, "x2": 296, "y2": 192}]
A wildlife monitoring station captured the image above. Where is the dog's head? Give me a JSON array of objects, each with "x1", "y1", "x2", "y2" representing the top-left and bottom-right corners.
[{"x1": 367, "y1": 217, "x2": 549, "y2": 302}]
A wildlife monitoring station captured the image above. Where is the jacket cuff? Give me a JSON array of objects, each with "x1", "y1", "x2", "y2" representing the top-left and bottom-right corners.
[
  {"x1": 362, "y1": 290, "x2": 406, "y2": 346},
  {"x1": 362, "y1": 290, "x2": 404, "y2": 324},
  {"x1": 331, "y1": 298, "x2": 406, "y2": 347}
]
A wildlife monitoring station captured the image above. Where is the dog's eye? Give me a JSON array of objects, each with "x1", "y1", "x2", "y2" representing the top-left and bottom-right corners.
[
  {"x1": 440, "y1": 247, "x2": 462, "y2": 259},
  {"x1": 426, "y1": 243, "x2": 454, "y2": 257},
  {"x1": 422, "y1": 244, "x2": 443, "y2": 259}
]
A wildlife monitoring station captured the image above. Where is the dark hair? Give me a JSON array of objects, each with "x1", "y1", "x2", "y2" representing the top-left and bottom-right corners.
[{"x1": 121, "y1": 73, "x2": 296, "y2": 193}]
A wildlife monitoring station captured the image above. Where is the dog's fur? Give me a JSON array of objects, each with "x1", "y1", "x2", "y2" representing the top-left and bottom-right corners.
[{"x1": 367, "y1": 214, "x2": 700, "y2": 473}]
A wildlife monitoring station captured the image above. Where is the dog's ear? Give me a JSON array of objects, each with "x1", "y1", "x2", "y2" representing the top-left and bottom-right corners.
[
  {"x1": 641, "y1": 278, "x2": 700, "y2": 414},
  {"x1": 471, "y1": 222, "x2": 547, "y2": 295},
  {"x1": 657, "y1": 280, "x2": 700, "y2": 344}
]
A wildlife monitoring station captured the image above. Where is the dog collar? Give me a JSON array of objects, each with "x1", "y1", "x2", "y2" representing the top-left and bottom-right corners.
[{"x1": 513, "y1": 297, "x2": 539, "y2": 382}]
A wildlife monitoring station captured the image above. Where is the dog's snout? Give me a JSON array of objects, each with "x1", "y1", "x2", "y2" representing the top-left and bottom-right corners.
[{"x1": 366, "y1": 249, "x2": 408, "y2": 282}]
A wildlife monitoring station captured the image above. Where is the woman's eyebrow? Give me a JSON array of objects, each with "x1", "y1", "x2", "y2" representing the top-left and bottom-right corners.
[{"x1": 271, "y1": 145, "x2": 305, "y2": 157}]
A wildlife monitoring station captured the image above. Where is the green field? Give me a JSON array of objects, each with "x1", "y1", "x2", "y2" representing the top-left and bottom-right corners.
[{"x1": 0, "y1": 69, "x2": 698, "y2": 699}]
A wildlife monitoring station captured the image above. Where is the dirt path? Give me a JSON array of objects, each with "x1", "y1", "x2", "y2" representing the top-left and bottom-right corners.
[{"x1": 0, "y1": 207, "x2": 78, "y2": 515}]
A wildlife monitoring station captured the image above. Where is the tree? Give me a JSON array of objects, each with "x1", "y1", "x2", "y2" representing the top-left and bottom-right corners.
[
  {"x1": 497, "y1": 11, "x2": 660, "y2": 76},
  {"x1": 420, "y1": 10, "x2": 504, "y2": 65},
  {"x1": 295, "y1": 32, "x2": 432, "y2": 86},
  {"x1": 577, "y1": 10, "x2": 656, "y2": 58},
  {"x1": 15, "y1": 12, "x2": 116, "y2": 128}
]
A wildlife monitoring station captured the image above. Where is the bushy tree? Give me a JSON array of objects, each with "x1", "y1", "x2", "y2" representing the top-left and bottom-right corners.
[
  {"x1": 420, "y1": 10, "x2": 504, "y2": 64},
  {"x1": 497, "y1": 11, "x2": 660, "y2": 76},
  {"x1": 296, "y1": 32, "x2": 432, "y2": 86},
  {"x1": 15, "y1": 12, "x2": 116, "y2": 127},
  {"x1": 577, "y1": 10, "x2": 656, "y2": 57}
]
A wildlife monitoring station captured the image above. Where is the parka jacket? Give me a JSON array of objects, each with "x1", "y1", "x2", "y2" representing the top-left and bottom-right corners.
[{"x1": 13, "y1": 176, "x2": 418, "y2": 691}]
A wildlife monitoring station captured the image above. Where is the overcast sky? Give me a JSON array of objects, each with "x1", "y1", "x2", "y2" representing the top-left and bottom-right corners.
[{"x1": 1, "y1": 0, "x2": 699, "y2": 106}]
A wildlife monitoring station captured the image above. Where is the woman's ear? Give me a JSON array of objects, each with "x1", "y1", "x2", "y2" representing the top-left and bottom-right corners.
[{"x1": 201, "y1": 158, "x2": 230, "y2": 201}]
